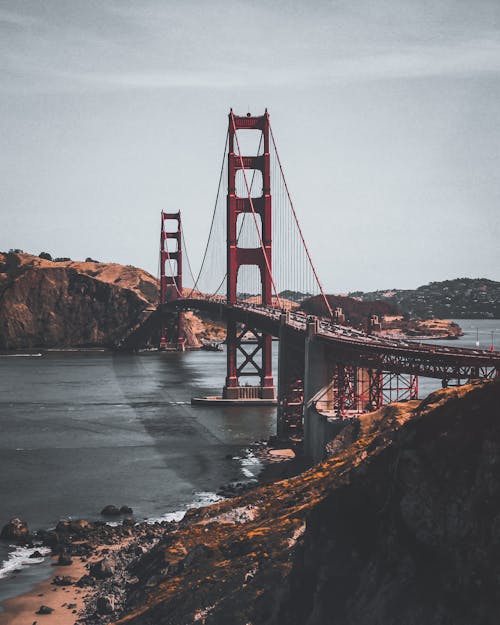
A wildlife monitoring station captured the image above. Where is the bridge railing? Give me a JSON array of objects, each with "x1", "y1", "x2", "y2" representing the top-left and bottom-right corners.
[{"x1": 165, "y1": 297, "x2": 500, "y2": 366}]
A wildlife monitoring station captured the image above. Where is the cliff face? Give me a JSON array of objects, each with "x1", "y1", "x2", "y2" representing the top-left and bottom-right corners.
[
  {"x1": 0, "y1": 252, "x2": 158, "y2": 349},
  {"x1": 106, "y1": 381, "x2": 500, "y2": 625},
  {"x1": 272, "y1": 381, "x2": 500, "y2": 625}
]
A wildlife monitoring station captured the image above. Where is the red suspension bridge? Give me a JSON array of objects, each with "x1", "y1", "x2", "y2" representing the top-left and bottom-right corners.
[{"x1": 123, "y1": 109, "x2": 500, "y2": 457}]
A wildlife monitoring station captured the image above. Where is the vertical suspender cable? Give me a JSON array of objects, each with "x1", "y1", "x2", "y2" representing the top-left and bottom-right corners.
[
  {"x1": 269, "y1": 122, "x2": 333, "y2": 317},
  {"x1": 187, "y1": 131, "x2": 229, "y2": 298}
]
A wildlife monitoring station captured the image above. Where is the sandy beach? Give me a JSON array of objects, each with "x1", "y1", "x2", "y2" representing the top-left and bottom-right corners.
[
  {"x1": 0, "y1": 528, "x2": 144, "y2": 625},
  {"x1": 0, "y1": 556, "x2": 88, "y2": 625}
]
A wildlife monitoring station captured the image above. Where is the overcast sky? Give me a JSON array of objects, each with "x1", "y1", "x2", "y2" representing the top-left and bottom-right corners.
[{"x1": 1, "y1": 0, "x2": 499, "y2": 292}]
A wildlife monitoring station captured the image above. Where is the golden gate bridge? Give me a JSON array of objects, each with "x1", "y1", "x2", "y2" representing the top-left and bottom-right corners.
[{"x1": 121, "y1": 109, "x2": 500, "y2": 459}]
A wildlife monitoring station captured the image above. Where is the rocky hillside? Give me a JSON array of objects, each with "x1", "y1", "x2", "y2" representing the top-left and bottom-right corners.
[
  {"x1": 43, "y1": 380, "x2": 497, "y2": 625},
  {"x1": 299, "y1": 294, "x2": 462, "y2": 338},
  {"x1": 350, "y1": 278, "x2": 500, "y2": 319},
  {"x1": 0, "y1": 252, "x2": 225, "y2": 350},
  {"x1": 0, "y1": 252, "x2": 161, "y2": 349}
]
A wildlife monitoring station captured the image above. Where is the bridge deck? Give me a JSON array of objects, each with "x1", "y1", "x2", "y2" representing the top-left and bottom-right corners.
[{"x1": 160, "y1": 299, "x2": 500, "y2": 380}]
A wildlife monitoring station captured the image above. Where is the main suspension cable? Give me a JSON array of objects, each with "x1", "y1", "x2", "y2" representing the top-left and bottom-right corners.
[
  {"x1": 269, "y1": 121, "x2": 332, "y2": 317},
  {"x1": 204, "y1": 131, "x2": 264, "y2": 300},
  {"x1": 180, "y1": 225, "x2": 198, "y2": 292},
  {"x1": 186, "y1": 130, "x2": 229, "y2": 298}
]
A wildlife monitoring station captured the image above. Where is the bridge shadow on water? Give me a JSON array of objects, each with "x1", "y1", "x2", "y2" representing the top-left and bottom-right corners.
[{"x1": 110, "y1": 349, "x2": 276, "y2": 508}]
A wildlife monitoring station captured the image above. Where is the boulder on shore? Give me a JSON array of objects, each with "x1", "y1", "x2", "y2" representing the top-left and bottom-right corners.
[
  {"x1": 36, "y1": 605, "x2": 54, "y2": 615},
  {"x1": 96, "y1": 595, "x2": 115, "y2": 615},
  {"x1": 0, "y1": 518, "x2": 29, "y2": 541},
  {"x1": 90, "y1": 556, "x2": 116, "y2": 579},
  {"x1": 100, "y1": 505, "x2": 121, "y2": 517},
  {"x1": 55, "y1": 519, "x2": 92, "y2": 534}
]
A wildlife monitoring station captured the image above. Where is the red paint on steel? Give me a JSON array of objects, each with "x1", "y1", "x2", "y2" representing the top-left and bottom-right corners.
[
  {"x1": 223, "y1": 110, "x2": 276, "y2": 399},
  {"x1": 159, "y1": 211, "x2": 184, "y2": 350}
]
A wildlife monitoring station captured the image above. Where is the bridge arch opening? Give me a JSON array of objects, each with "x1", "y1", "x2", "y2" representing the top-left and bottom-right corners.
[
  {"x1": 234, "y1": 129, "x2": 264, "y2": 156},
  {"x1": 163, "y1": 258, "x2": 178, "y2": 277},
  {"x1": 162, "y1": 219, "x2": 179, "y2": 233},
  {"x1": 164, "y1": 237, "x2": 178, "y2": 254},
  {"x1": 236, "y1": 212, "x2": 262, "y2": 249},
  {"x1": 235, "y1": 169, "x2": 263, "y2": 198},
  {"x1": 236, "y1": 264, "x2": 263, "y2": 305}
]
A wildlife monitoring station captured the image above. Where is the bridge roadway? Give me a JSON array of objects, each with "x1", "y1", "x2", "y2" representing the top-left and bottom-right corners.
[{"x1": 162, "y1": 298, "x2": 500, "y2": 381}]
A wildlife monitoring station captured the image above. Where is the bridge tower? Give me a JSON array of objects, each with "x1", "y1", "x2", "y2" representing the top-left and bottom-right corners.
[
  {"x1": 159, "y1": 211, "x2": 185, "y2": 351},
  {"x1": 223, "y1": 110, "x2": 275, "y2": 400}
]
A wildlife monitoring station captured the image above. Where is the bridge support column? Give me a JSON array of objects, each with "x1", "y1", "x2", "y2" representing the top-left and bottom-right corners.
[
  {"x1": 160, "y1": 211, "x2": 185, "y2": 351},
  {"x1": 222, "y1": 109, "x2": 275, "y2": 401},
  {"x1": 277, "y1": 312, "x2": 304, "y2": 442},
  {"x1": 303, "y1": 318, "x2": 345, "y2": 462}
]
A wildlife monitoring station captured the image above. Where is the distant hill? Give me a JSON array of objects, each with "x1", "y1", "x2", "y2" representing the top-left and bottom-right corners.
[
  {"x1": 349, "y1": 278, "x2": 500, "y2": 319},
  {"x1": 300, "y1": 294, "x2": 399, "y2": 327}
]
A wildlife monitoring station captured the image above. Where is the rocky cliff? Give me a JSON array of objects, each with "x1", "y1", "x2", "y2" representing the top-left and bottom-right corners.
[
  {"x1": 0, "y1": 252, "x2": 160, "y2": 349},
  {"x1": 54, "y1": 380, "x2": 497, "y2": 625},
  {"x1": 270, "y1": 381, "x2": 500, "y2": 625},
  {"x1": 0, "y1": 252, "x2": 225, "y2": 350}
]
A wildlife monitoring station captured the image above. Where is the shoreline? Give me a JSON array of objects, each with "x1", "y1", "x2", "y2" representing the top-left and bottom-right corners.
[
  {"x1": 0, "y1": 556, "x2": 88, "y2": 625},
  {"x1": 0, "y1": 443, "x2": 301, "y2": 625},
  {"x1": 1, "y1": 318, "x2": 499, "y2": 357},
  {"x1": 1, "y1": 383, "x2": 497, "y2": 624},
  {"x1": 0, "y1": 517, "x2": 184, "y2": 625}
]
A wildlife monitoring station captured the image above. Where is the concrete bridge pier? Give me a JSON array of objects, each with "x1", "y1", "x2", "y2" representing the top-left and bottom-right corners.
[
  {"x1": 277, "y1": 312, "x2": 305, "y2": 443},
  {"x1": 303, "y1": 318, "x2": 346, "y2": 463}
]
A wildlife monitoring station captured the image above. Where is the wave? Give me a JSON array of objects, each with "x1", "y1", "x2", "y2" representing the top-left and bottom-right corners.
[
  {"x1": 0, "y1": 353, "x2": 42, "y2": 358},
  {"x1": 233, "y1": 448, "x2": 262, "y2": 481},
  {"x1": 0, "y1": 545, "x2": 50, "y2": 580},
  {"x1": 146, "y1": 491, "x2": 224, "y2": 524}
]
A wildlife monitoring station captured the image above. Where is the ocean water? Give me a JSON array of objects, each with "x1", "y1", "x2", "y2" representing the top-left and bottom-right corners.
[
  {"x1": 0, "y1": 348, "x2": 276, "y2": 605},
  {"x1": 0, "y1": 318, "x2": 498, "y2": 604},
  {"x1": 418, "y1": 318, "x2": 500, "y2": 397}
]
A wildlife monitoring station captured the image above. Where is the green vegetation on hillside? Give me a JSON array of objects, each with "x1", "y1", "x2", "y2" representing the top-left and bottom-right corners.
[{"x1": 350, "y1": 278, "x2": 500, "y2": 319}]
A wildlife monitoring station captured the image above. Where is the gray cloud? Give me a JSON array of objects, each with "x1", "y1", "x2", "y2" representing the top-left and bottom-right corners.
[{"x1": 0, "y1": 0, "x2": 499, "y2": 291}]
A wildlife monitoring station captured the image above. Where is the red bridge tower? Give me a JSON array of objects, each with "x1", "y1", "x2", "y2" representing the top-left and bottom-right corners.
[
  {"x1": 223, "y1": 110, "x2": 275, "y2": 400},
  {"x1": 160, "y1": 211, "x2": 185, "y2": 351}
]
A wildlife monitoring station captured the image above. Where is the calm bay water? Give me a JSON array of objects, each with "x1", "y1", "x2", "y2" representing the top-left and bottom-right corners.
[
  {"x1": 0, "y1": 318, "x2": 498, "y2": 604},
  {"x1": 0, "y1": 348, "x2": 276, "y2": 604},
  {"x1": 418, "y1": 318, "x2": 500, "y2": 397}
]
